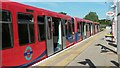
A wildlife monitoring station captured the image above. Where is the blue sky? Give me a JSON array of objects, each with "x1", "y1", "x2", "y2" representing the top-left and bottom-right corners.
[{"x1": 20, "y1": 2, "x2": 111, "y2": 20}]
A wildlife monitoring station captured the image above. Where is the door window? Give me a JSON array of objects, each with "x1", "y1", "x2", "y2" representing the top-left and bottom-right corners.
[{"x1": 37, "y1": 16, "x2": 46, "y2": 41}]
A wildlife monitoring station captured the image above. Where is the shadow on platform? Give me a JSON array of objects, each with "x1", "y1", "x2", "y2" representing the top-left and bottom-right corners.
[
  {"x1": 95, "y1": 44, "x2": 117, "y2": 54},
  {"x1": 108, "y1": 43, "x2": 117, "y2": 48},
  {"x1": 111, "y1": 60, "x2": 119, "y2": 67},
  {"x1": 78, "y1": 59, "x2": 96, "y2": 68},
  {"x1": 106, "y1": 40, "x2": 115, "y2": 43}
]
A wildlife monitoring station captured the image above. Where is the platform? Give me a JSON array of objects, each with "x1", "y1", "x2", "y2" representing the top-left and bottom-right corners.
[{"x1": 30, "y1": 29, "x2": 118, "y2": 67}]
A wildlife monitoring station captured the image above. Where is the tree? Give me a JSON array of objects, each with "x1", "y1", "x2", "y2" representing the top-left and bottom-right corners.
[
  {"x1": 98, "y1": 19, "x2": 112, "y2": 30},
  {"x1": 84, "y1": 12, "x2": 99, "y2": 22},
  {"x1": 98, "y1": 19, "x2": 112, "y2": 26}
]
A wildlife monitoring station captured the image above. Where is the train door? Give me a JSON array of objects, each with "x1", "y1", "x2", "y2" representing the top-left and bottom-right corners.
[
  {"x1": 45, "y1": 16, "x2": 54, "y2": 56},
  {"x1": 81, "y1": 22, "x2": 84, "y2": 40},
  {"x1": 93, "y1": 24, "x2": 95, "y2": 34},
  {"x1": 77, "y1": 22, "x2": 82, "y2": 42},
  {"x1": 86, "y1": 23, "x2": 89, "y2": 38},
  {"x1": 72, "y1": 18, "x2": 75, "y2": 40},
  {"x1": 95, "y1": 25, "x2": 97, "y2": 33},
  {"x1": 83, "y1": 23, "x2": 87, "y2": 39},
  {"x1": 90, "y1": 23, "x2": 93, "y2": 35},
  {"x1": 52, "y1": 17, "x2": 62, "y2": 52},
  {"x1": 96, "y1": 25, "x2": 98, "y2": 33},
  {"x1": 79, "y1": 22, "x2": 83, "y2": 40},
  {"x1": 65, "y1": 20, "x2": 74, "y2": 47},
  {"x1": 61, "y1": 19, "x2": 66, "y2": 49},
  {"x1": 98, "y1": 25, "x2": 100, "y2": 32},
  {"x1": 89, "y1": 23, "x2": 91, "y2": 36}
]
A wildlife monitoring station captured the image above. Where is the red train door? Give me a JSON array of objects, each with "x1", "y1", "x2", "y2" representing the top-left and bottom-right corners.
[{"x1": 45, "y1": 16, "x2": 54, "y2": 56}]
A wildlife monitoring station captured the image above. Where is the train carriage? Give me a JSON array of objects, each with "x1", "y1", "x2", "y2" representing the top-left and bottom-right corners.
[
  {"x1": 0, "y1": 1, "x2": 100, "y2": 67},
  {"x1": 1, "y1": 2, "x2": 75, "y2": 67},
  {"x1": 94, "y1": 22, "x2": 100, "y2": 34},
  {"x1": 86, "y1": 20, "x2": 93, "y2": 38},
  {"x1": 73, "y1": 17, "x2": 83, "y2": 43},
  {"x1": 1, "y1": 2, "x2": 48, "y2": 66},
  {"x1": 73, "y1": 17, "x2": 93, "y2": 43}
]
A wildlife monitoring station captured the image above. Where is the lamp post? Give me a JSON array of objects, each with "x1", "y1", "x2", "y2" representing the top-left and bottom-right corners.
[
  {"x1": 111, "y1": 0, "x2": 117, "y2": 45},
  {"x1": 117, "y1": 0, "x2": 120, "y2": 67}
]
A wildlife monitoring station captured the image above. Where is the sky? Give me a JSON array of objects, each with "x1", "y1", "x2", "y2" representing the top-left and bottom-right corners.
[{"x1": 19, "y1": 2, "x2": 112, "y2": 20}]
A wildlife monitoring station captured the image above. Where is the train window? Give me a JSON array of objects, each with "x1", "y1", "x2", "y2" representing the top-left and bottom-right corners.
[
  {"x1": 72, "y1": 18, "x2": 74, "y2": 32},
  {"x1": 47, "y1": 17, "x2": 52, "y2": 40},
  {"x1": 77, "y1": 23, "x2": 80, "y2": 33},
  {"x1": 89, "y1": 24, "x2": 91, "y2": 32},
  {"x1": 0, "y1": 10, "x2": 11, "y2": 22},
  {"x1": 87, "y1": 24, "x2": 90, "y2": 31},
  {"x1": 0, "y1": 10, "x2": 13, "y2": 49},
  {"x1": 68, "y1": 21, "x2": 72, "y2": 35},
  {"x1": 18, "y1": 13, "x2": 35, "y2": 45},
  {"x1": 29, "y1": 24, "x2": 35, "y2": 43},
  {"x1": 65, "y1": 20, "x2": 68, "y2": 35},
  {"x1": 18, "y1": 24, "x2": 29, "y2": 44},
  {"x1": 86, "y1": 24, "x2": 88, "y2": 32},
  {"x1": 77, "y1": 22, "x2": 82, "y2": 34},
  {"x1": 81, "y1": 22, "x2": 84, "y2": 35},
  {"x1": 61, "y1": 19, "x2": 65, "y2": 36},
  {"x1": 52, "y1": 17, "x2": 59, "y2": 36},
  {"x1": 37, "y1": 16, "x2": 46, "y2": 41},
  {"x1": 80, "y1": 23, "x2": 82, "y2": 34}
]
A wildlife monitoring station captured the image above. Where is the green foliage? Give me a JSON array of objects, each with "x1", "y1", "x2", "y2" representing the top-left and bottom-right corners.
[
  {"x1": 84, "y1": 12, "x2": 99, "y2": 22},
  {"x1": 98, "y1": 19, "x2": 112, "y2": 26},
  {"x1": 99, "y1": 19, "x2": 112, "y2": 31}
]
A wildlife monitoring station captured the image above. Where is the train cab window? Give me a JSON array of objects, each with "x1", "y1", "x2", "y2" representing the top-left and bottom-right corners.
[
  {"x1": 37, "y1": 16, "x2": 46, "y2": 41},
  {"x1": 0, "y1": 10, "x2": 13, "y2": 49},
  {"x1": 18, "y1": 13, "x2": 35, "y2": 45}
]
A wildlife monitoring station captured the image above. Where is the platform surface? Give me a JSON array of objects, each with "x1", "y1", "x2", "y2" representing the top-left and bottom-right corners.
[{"x1": 30, "y1": 29, "x2": 118, "y2": 67}]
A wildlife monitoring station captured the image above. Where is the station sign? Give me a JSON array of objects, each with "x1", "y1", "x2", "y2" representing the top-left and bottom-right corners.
[{"x1": 106, "y1": 11, "x2": 114, "y2": 17}]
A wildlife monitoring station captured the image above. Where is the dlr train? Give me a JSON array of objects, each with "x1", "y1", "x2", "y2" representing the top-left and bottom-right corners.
[{"x1": 0, "y1": 1, "x2": 100, "y2": 67}]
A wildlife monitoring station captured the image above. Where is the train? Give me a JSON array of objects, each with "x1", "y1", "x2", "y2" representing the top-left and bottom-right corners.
[{"x1": 0, "y1": 2, "x2": 100, "y2": 67}]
